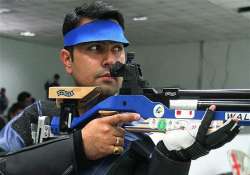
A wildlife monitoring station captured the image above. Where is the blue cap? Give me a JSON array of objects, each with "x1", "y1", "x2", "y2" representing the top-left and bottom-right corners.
[{"x1": 64, "y1": 20, "x2": 129, "y2": 47}]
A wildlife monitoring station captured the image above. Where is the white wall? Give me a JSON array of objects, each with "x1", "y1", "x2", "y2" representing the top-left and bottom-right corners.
[
  {"x1": 0, "y1": 37, "x2": 73, "y2": 106},
  {"x1": 202, "y1": 40, "x2": 250, "y2": 89},
  {"x1": 129, "y1": 39, "x2": 250, "y2": 90},
  {"x1": 128, "y1": 43, "x2": 200, "y2": 88}
]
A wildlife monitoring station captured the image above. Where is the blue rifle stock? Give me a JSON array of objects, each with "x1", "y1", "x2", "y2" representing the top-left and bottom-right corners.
[
  {"x1": 50, "y1": 87, "x2": 250, "y2": 134},
  {"x1": 70, "y1": 95, "x2": 250, "y2": 129}
]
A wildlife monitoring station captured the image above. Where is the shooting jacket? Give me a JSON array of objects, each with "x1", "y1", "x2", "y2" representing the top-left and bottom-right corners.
[{"x1": 0, "y1": 101, "x2": 190, "y2": 175}]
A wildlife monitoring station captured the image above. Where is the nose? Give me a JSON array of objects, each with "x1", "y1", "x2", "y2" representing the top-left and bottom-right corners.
[{"x1": 102, "y1": 48, "x2": 117, "y2": 68}]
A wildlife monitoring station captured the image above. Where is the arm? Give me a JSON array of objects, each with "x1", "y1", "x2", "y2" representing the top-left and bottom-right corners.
[
  {"x1": 0, "y1": 101, "x2": 59, "y2": 152},
  {"x1": 148, "y1": 145, "x2": 190, "y2": 175},
  {"x1": 0, "y1": 107, "x2": 141, "y2": 174},
  {"x1": 129, "y1": 134, "x2": 191, "y2": 175}
]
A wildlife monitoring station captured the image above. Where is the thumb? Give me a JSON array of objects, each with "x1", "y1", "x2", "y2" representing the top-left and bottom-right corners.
[{"x1": 197, "y1": 105, "x2": 216, "y2": 142}]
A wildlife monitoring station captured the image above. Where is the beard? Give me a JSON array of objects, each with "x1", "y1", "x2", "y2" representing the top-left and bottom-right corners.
[
  {"x1": 73, "y1": 68, "x2": 124, "y2": 95},
  {"x1": 74, "y1": 76, "x2": 123, "y2": 96},
  {"x1": 94, "y1": 68, "x2": 123, "y2": 95},
  {"x1": 98, "y1": 77, "x2": 123, "y2": 96}
]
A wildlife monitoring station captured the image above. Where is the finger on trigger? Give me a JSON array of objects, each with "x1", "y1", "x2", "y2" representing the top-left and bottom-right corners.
[{"x1": 107, "y1": 113, "x2": 141, "y2": 125}]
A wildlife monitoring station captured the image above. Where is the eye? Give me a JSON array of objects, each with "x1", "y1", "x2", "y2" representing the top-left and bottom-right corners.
[
  {"x1": 88, "y1": 44, "x2": 100, "y2": 52},
  {"x1": 113, "y1": 45, "x2": 124, "y2": 53}
]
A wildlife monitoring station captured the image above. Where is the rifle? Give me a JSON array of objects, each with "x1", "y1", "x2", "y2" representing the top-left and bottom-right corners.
[{"x1": 36, "y1": 52, "x2": 250, "y2": 142}]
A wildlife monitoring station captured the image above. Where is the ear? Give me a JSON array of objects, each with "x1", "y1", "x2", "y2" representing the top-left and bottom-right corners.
[{"x1": 60, "y1": 49, "x2": 73, "y2": 75}]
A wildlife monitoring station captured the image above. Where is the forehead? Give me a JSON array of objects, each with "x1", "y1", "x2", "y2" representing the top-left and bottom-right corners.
[
  {"x1": 79, "y1": 18, "x2": 93, "y2": 25},
  {"x1": 74, "y1": 41, "x2": 124, "y2": 49},
  {"x1": 78, "y1": 17, "x2": 119, "y2": 26}
]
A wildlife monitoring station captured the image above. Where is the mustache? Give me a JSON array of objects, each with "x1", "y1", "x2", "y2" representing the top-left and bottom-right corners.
[{"x1": 95, "y1": 69, "x2": 112, "y2": 78}]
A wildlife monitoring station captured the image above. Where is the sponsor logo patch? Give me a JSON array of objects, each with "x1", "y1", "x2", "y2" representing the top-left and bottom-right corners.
[
  {"x1": 57, "y1": 90, "x2": 75, "y2": 97},
  {"x1": 153, "y1": 104, "x2": 165, "y2": 118}
]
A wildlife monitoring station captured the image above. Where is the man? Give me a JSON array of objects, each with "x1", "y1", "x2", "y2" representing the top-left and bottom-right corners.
[
  {"x1": 0, "y1": 1, "x2": 239, "y2": 175},
  {"x1": 6, "y1": 102, "x2": 25, "y2": 121},
  {"x1": 44, "y1": 73, "x2": 61, "y2": 99},
  {"x1": 17, "y1": 91, "x2": 35, "y2": 108},
  {"x1": 0, "y1": 88, "x2": 8, "y2": 115}
]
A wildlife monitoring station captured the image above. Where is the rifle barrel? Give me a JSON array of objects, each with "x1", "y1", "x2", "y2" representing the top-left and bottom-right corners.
[
  {"x1": 162, "y1": 88, "x2": 250, "y2": 99},
  {"x1": 169, "y1": 99, "x2": 250, "y2": 111}
]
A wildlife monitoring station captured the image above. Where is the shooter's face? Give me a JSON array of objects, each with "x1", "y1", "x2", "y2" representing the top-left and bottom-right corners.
[{"x1": 61, "y1": 18, "x2": 126, "y2": 95}]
